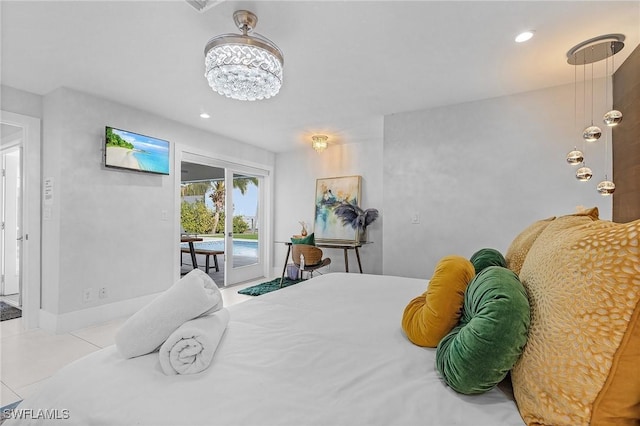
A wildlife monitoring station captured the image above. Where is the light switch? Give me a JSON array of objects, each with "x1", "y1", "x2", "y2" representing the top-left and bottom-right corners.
[{"x1": 411, "y1": 213, "x2": 420, "y2": 224}]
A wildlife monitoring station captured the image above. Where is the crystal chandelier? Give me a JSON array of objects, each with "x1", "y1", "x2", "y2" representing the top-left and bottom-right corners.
[
  {"x1": 204, "y1": 10, "x2": 284, "y2": 101},
  {"x1": 566, "y1": 34, "x2": 625, "y2": 194},
  {"x1": 311, "y1": 135, "x2": 329, "y2": 153}
]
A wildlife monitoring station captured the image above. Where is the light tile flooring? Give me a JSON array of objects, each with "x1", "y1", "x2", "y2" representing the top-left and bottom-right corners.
[{"x1": 0, "y1": 280, "x2": 260, "y2": 408}]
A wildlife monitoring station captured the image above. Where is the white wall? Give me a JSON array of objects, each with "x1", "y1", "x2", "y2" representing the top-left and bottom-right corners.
[
  {"x1": 383, "y1": 82, "x2": 612, "y2": 279},
  {"x1": 41, "y1": 87, "x2": 274, "y2": 332},
  {"x1": 1, "y1": 85, "x2": 43, "y2": 119},
  {"x1": 273, "y1": 131, "x2": 384, "y2": 277}
]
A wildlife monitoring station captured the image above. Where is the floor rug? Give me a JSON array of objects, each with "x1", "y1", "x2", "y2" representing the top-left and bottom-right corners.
[
  {"x1": 238, "y1": 277, "x2": 303, "y2": 296},
  {"x1": 0, "y1": 301, "x2": 22, "y2": 322}
]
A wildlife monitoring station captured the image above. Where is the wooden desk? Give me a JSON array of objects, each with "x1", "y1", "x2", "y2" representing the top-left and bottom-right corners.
[
  {"x1": 280, "y1": 241, "x2": 366, "y2": 285},
  {"x1": 181, "y1": 236, "x2": 203, "y2": 270}
]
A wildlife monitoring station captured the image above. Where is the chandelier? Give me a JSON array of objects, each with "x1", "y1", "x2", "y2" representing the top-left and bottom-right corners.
[
  {"x1": 204, "y1": 10, "x2": 284, "y2": 101},
  {"x1": 566, "y1": 34, "x2": 624, "y2": 196},
  {"x1": 311, "y1": 135, "x2": 329, "y2": 152}
]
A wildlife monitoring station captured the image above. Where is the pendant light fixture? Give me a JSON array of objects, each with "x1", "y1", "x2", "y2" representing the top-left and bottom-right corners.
[
  {"x1": 566, "y1": 148, "x2": 584, "y2": 165},
  {"x1": 566, "y1": 59, "x2": 584, "y2": 167},
  {"x1": 204, "y1": 10, "x2": 284, "y2": 101},
  {"x1": 566, "y1": 34, "x2": 624, "y2": 193},
  {"x1": 575, "y1": 164, "x2": 593, "y2": 181}
]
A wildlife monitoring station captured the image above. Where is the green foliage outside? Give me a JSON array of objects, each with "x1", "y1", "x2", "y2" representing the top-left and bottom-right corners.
[
  {"x1": 182, "y1": 200, "x2": 255, "y2": 235},
  {"x1": 181, "y1": 200, "x2": 214, "y2": 234},
  {"x1": 233, "y1": 215, "x2": 249, "y2": 234},
  {"x1": 106, "y1": 127, "x2": 134, "y2": 149}
]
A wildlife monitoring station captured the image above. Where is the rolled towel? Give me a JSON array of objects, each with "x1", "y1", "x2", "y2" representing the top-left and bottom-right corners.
[
  {"x1": 159, "y1": 308, "x2": 230, "y2": 375},
  {"x1": 116, "y1": 269, "x2": 223, "y2": 359}
]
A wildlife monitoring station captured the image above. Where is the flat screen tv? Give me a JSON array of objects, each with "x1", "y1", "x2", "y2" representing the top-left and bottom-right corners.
[{"x1": 104, "y1": 126, "x2": 170, "y2": 175}]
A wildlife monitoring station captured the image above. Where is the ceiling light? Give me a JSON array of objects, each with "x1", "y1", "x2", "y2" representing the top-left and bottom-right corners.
[
  {"x1": 200, "y1": 112, "x2": 210, "y2": 119},
  {"x1": 566, "y1": 34, "x2": 625, "y2": 194},
  {"x1": 515, "y1": 31, "x2": 534, "y2": 43},
  {"x1": 204, "y1": 10, "x2": 284, "y2": 101},
  {"x1": 311, "y1": 135, "x2": 328, "y2": 153}
]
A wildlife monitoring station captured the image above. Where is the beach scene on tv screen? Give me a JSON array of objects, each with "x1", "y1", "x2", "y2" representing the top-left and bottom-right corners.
[{"x1": 106, "y1": 127, "x2": 170, "y2": 175}]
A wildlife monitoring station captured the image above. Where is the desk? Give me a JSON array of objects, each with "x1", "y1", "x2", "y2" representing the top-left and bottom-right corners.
[
  {"x1": 279, "y1": 241, "x2": 366, "y2": 284},
  {"x1": 181, "y1": 236, "x2": 203, "y2": 270}
]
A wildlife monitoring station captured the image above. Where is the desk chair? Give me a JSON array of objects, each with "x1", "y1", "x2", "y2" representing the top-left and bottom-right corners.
[{"x1": 291, "y1": 244, "x2": 331, "y2": 281}]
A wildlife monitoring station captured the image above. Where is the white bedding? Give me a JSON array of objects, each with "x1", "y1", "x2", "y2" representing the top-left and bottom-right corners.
[{"x1": 8, "y1": 273, "x2": 524, "y2": 425}]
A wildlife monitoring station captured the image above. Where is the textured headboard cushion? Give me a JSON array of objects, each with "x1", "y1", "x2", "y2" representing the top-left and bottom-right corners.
[
  {"x1": 504, "y1": 216, "x2": 556, "y2": 275},
  {"x1": 401, "y1": 255, "x2": 475, "y2": 348},
  {"x1": 511, "y1": 209, "x2": 640, "y2": 425},
  {"x1": 435, "y1": 266, "x2": 530, "y2": 394},
  {"x1": 469, "y1": 248, "x2": 506, "y2": 275}
]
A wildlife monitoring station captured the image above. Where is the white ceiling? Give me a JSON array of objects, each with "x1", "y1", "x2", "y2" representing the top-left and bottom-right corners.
[{"x1": 2, "y1": 1, "x2": 639, "y2": 153}]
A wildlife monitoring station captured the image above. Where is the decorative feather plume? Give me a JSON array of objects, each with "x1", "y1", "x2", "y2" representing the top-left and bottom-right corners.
[{"x1": 334, "y1": 202, "x2": 379, "y2": 230}]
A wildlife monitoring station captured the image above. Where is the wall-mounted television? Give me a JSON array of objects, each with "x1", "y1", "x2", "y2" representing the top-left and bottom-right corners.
[{"x1": 104, "y1": 126, "x2": 170, "y2": 175}]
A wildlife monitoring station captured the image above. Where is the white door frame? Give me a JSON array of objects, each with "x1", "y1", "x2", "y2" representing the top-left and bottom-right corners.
[
  {"x1": 176, "y1": 147, "x2": 272, "y2": 285},
  {"x1": 0, "y1": 110, "x2": 41, "y2": 329}
]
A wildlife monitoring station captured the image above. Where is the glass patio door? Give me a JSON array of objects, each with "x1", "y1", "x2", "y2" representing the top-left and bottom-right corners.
[
  {"x1": 1, "y1": 145, "x2": 22, "y2": 305},
  {"x1": 224, "y1": 169, "x2": 263, "y2": 286}
]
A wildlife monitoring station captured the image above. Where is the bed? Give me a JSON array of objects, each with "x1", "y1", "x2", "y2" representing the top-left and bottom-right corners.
[{"x1": 6, "y1": 273, "x2": 524, "y2": 426}]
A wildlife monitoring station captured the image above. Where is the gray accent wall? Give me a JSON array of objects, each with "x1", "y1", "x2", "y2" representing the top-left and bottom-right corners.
[{"x1": 383, "y1": 82, "x2": 612, "y2": 279}]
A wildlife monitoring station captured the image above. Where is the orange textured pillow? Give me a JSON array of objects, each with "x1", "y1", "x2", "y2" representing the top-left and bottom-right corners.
[
  {"x1": 511, "y1": 208, "x2": 640, "y2": 425},
  {"x1": 504, "y1": 216, "x2": 555, "y2": 275},
  {"x1": 402, "y1": 255, "x2": 475, "y2": 348}
]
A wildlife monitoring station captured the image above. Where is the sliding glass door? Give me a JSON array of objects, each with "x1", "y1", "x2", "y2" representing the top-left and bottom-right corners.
[
  {"x1": 180, "y1": 151, "x2": 270, "y2": 287},
  {"x1": 224, "y1": 169, "x2": 263, "y2": 285}
]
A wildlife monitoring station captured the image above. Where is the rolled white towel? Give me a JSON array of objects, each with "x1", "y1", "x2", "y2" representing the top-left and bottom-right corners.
[
  {"x1": 116, "y1": 269, "x2": 223, "y2": 359},
  {"x1": 159, "y1": 308, "x2": 230, "y2": 375}
]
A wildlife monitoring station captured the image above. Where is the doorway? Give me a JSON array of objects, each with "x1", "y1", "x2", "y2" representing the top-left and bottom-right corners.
[
  {"x1": 1, "y1": 137, "x2": 22, "y2": 308},
  {"x1": 0, "y1": 111, "x2": 41, "y2": 329},
  {"x1": 0, "y1": 111, "x2": 40, "y2": 329},
  {"x1": 179, "y1": 154, "x2": 270, "y2": 287}
]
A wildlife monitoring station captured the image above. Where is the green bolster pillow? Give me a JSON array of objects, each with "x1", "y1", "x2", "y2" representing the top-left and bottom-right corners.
[
  {"x1": 470, "y1": 248, "x2": 506, "y2": 275},
  {"x1": 435, "y1": 266, "x2": 530, "y2": 394}
]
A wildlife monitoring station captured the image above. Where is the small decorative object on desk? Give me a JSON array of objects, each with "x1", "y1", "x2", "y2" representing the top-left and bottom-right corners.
[
  {"x1": 299, "y1": 221, "x2": 308, "y2": 237},
  {"x1": 334, "y1": 202, "x2": 379, "y2": 242}
]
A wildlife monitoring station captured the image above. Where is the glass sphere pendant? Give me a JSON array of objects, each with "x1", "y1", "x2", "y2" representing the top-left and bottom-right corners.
[
  {"x1": 566, "y1": 149, "x2": 584, "y2": 165},
  {"x1": 597, "y1": 179, "x2": 616, "y2": 196},
  {"x1": 603, "y1": 110, "x2": 623, "y2": 126},
  {"x1": 583, "y1": 126, "x2": 602, "y2": 142},
  {"x1": 576, "y1": 165, "x2": 593, "y2": 181}
]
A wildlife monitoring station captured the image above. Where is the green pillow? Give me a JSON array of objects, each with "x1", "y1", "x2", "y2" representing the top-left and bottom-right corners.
[
  {"x1": 435, "y1": 266, "x2": 530, "y2": 394},
  {"x1": 291, "y1": 233, "x2": 315, "y2": 246},
  {"x1": 470, "y1": 248, "x2": 506, "y2": 275}
]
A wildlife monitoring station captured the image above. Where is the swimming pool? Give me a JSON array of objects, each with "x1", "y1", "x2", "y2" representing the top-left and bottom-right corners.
[{"x1": 181, "y1": 239, "x2": 259, "y2": 257}]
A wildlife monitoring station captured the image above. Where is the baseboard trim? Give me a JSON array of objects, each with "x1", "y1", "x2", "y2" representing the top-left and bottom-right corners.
[{"x1": 38, "y1": 292, "x2": 161, "y2": 334}]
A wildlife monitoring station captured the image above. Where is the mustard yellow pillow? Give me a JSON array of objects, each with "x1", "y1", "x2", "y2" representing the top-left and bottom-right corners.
[
  {"x1": 505, "y1": 216, "x2": 555, "y2": 275},
  {"x1": 511, "y1": 208, "x2": 640, "y2": 425},
  {"x1": 402, "y1": 255, "x2": 475, "y2": 348}
]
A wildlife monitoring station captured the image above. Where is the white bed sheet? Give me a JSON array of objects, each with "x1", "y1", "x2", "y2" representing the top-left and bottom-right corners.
[{"x1": 8, "y1": 273, "x2": 524, "y2": 425}]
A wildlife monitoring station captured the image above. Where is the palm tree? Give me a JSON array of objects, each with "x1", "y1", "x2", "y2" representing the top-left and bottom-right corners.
[
  {"x1": 181, "y1": 182, "x2": 212, "y2": 199},
  {"x1": 210, "y1": 181, "x2": 225, "y2": 234},
  {"x1": 209, "y1": 176, "x2": 258, "y2": 234}
]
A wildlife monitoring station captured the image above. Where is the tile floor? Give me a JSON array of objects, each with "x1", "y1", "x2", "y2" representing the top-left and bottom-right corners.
[{"x1": 0, "y1": 279, "x2": 259, "y2": 408}]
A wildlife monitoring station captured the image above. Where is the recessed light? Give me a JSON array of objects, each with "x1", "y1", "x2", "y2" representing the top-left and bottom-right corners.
[
  {"x1": 200, "y1": 112, "x2": 210, "y2": 119},
  {"x1": 515, "y1": 31, "x2": 534, "y2": 43}
]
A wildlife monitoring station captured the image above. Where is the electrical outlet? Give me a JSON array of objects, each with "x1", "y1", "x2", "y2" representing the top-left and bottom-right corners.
[
  {"x1": 83, "y1": 288, "x2": 93, "y2": 303},
  {"x1": 99, "y1": 287, "x2": 107, "y2": 299}
]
